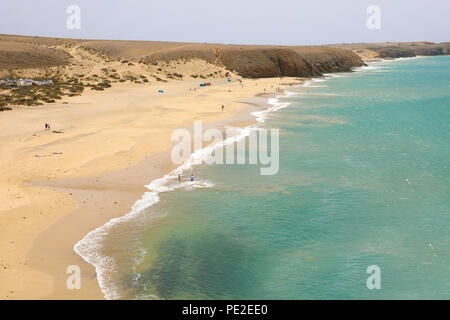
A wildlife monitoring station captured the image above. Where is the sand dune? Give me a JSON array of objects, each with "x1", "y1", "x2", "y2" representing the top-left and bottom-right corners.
[{"x1": 0, "y1": 40, "x2": 70, "y2": 70}]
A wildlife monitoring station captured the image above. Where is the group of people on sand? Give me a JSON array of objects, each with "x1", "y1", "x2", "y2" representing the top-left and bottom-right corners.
[{"x1": 44, "y1": 123, "x2": 51, "y2": 131}]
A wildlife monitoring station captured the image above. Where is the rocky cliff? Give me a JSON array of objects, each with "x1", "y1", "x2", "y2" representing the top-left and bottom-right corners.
[
  {"x1": 141, "y1": 45, "x2": 365, "y2": 78},
  {"x1": 332, "y1": 42, "x2": 450, "y2": 60},
  {"x1": 2, "y1": 34, "x2": 449, "y2": 80}
]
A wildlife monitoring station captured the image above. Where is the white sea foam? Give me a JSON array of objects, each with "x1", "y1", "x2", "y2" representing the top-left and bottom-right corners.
[
  {"x1": 323, "y1": 73, "x2": 350, "y2": 78},
  {"x1": 74, "y1": 176, "x2": 215, "y2": 299},
  {"x1": 303, "y1": 81, "x2": 326, "y2": 88},
  {"x1": 75, "y1": 66, "x2": 385, "y2": 299},
  {"x1": 74, "y1": 90, "x2": 297, "y2": 299},
  {"x1": 302, "y1": 77, "x2": 330, "y2": 88},
  {"x1": 354, "y1": 64, "x2": 380, "y2": 72},
  {"x1": 251, "y1": 92, "x2": 293, "y2": 123}
]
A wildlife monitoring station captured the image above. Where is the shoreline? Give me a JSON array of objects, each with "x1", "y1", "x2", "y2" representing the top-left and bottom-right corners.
[
  {"x1": 84, "y1": 59, "x2": 396, "y2": 299},
  {"x1": 73, "y1": 91, "x2": 296, "y2": 300},
  {"x1": 0, "y1": 76, "x2": 302, "y2": 299},
  {"x1": 1, "y1": 56, "x2": 423, "y2": 299}
]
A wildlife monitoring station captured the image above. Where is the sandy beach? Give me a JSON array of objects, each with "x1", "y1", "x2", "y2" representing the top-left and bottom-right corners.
[
  {"x1": 2, "y1": 31, "x2": 447, "y2": 300},
  {"x1": 0, "y1": 76, "x2": 303, "y2": 299}
]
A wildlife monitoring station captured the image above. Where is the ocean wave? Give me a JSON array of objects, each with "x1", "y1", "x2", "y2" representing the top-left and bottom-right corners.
[
  {"x1": 354, "y1": 65, "x2": 380, "y2": 72},
  {"x1": 251, "y1": 91, "x2": 293, "y2": 123},
  {"x1": 74, "y1": 91, "x2": 295, "y2": 299},
  {"x1": 302, "y1": 78, "x2": 330, "y2": 88},
  {"x1": 323, "y1": 73, "x2": 350, "y2": 78},
  {"x1": 74, "y1": 164, "x2": 217, "y2": 300},
  {"x1": 73, "y1": 82, "x2": 321, "y2": 300},
  {"x1": 75, "y1": 61, "x2": 399, "y2": 298}
]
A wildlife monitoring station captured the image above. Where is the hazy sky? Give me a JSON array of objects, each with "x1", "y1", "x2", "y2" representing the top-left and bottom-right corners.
[{"x1": 1, "y1": 0, "x2": 448, "y2": 45}]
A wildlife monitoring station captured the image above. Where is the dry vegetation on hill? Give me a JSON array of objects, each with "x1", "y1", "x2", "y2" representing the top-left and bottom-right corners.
[
  {"x1": 0, "y1": 41, "x2": 70, "y2": 70},
  {"x1": 0, "y1": 34, "x2": 448, "y2": 108}
]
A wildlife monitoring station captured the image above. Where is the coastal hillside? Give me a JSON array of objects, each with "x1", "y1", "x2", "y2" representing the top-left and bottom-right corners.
[
  {"x1": 76, "y1": 41, "x2": 368, "y2": 78},
  {"x1": 0, "y1": 34, "x2": 365, "y2": 79},
  {"x1": 0, "y1": 41, "x2": 70, "y2": 70},
  {"x1": 331, "y1": 41, "x2": 450, "y2": 60},
  {"x1": 1, "y1": 34, "x2": 448, "y2": 108},
  {"x1": 2, "y1": 35, "x2": 449, "y2": 78}
]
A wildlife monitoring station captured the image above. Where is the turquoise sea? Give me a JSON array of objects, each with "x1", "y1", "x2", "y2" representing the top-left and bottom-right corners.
[{"x1": 76, "y1": 56, "x2": 450, "y2": 299}]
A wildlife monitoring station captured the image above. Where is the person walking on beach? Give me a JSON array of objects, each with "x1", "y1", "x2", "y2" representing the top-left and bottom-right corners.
[
  {"x1": 178, "y1": 174, "x2": 181, "y2": 182},
  {"x1": 190, "y1": 174, "x2": 194, "y2": 182},
  {"x1": 44, "y1": 123, "x2": 48, "y2": 131},
  {"x1": 221, "y1": 104, "x2": 224, "y2": 111}
]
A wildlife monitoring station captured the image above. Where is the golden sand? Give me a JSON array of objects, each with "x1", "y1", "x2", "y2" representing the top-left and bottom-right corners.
[{"x1": 0, "y1": 76, "x2": 302, "y2": 299}]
